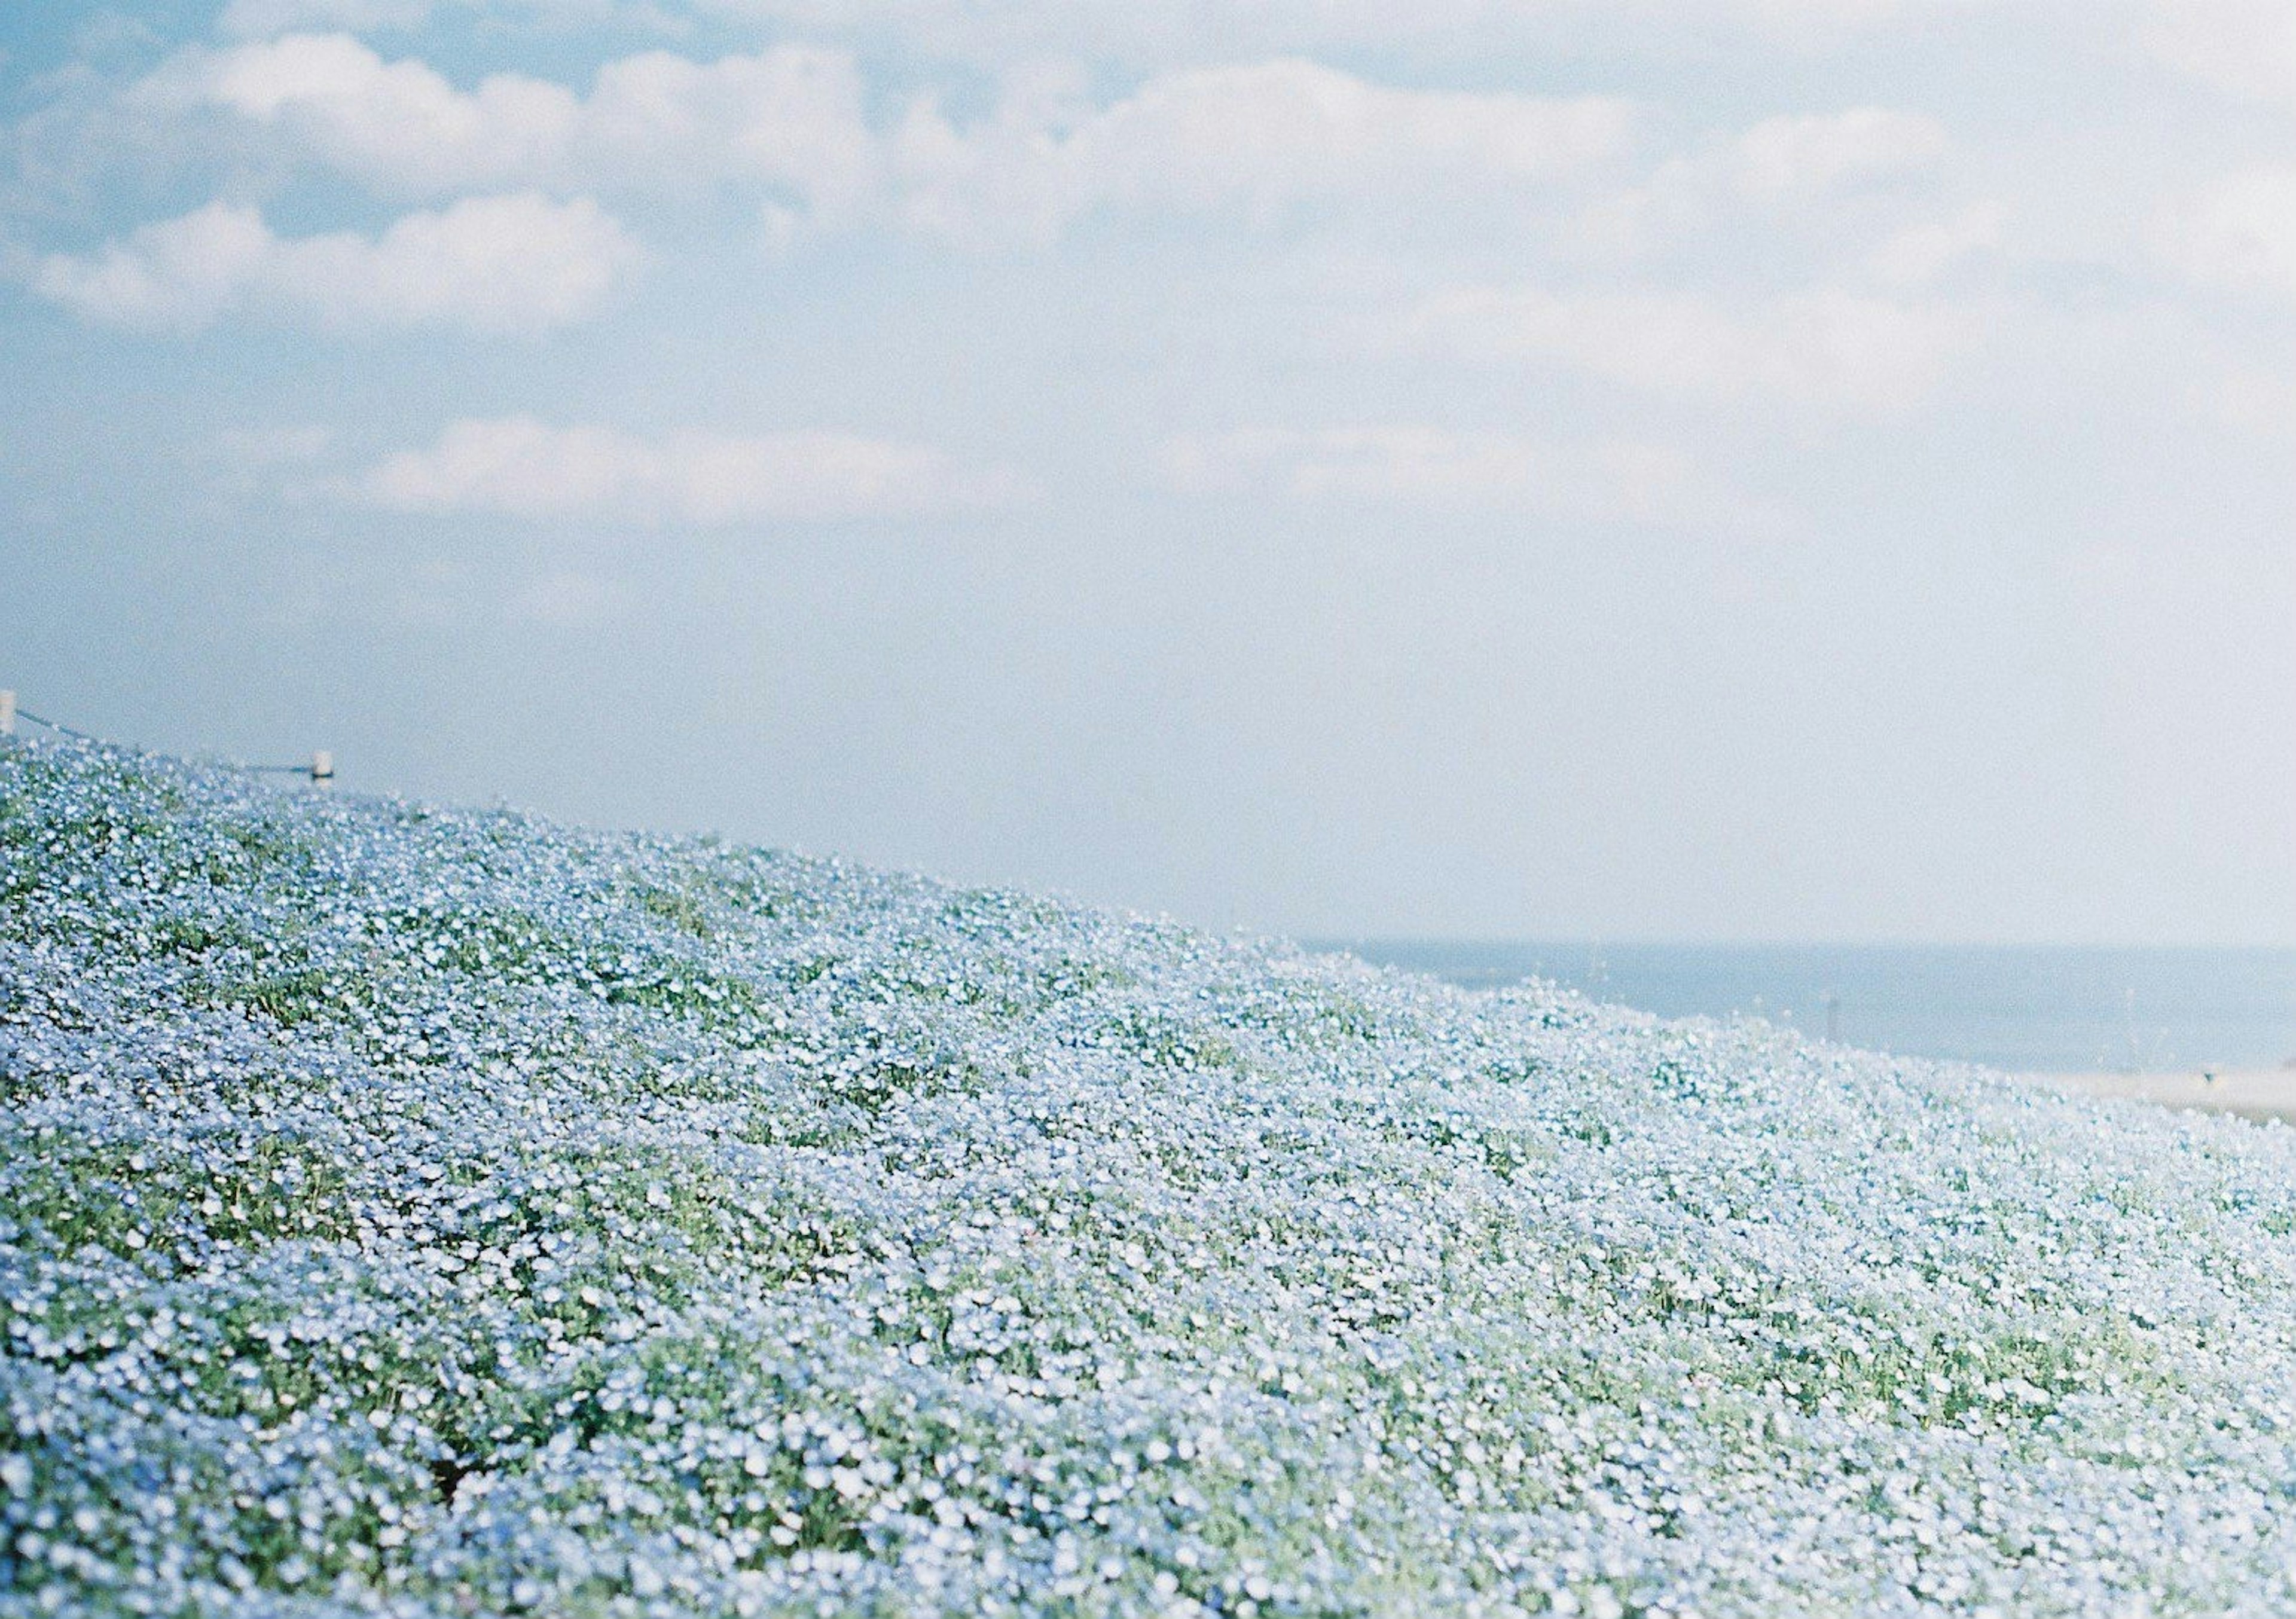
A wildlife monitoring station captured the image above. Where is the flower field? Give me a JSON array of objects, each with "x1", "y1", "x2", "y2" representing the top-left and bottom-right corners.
[{"x1": 8, "y1": 738, "x2": 2296, "y2": 1617}]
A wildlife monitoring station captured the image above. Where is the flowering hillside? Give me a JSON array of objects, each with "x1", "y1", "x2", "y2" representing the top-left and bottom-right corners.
[{"x1": 7, "y1": 739, "x2": 2296, "y2": 1618}]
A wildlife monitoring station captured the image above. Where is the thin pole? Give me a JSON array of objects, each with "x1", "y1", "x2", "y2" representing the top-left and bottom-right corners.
[{"x1": 0, "y1": 691, "x2": 14, "y2": 737}]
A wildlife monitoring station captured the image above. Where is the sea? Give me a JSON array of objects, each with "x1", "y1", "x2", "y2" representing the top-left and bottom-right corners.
[{"x1": 1317, "y1": 942, "x2": 2296, "y2": 1076}]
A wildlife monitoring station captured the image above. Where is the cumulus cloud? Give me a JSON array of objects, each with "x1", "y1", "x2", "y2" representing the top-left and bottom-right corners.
[
  {"x1": 32, "y1": 193, "x2": 640, "y2": 332},
  {"x1": 1403, "y1": 285, "x2": 1971, "y2": 412},
  {"x1": 897, "y1": 60, "x2": 1635, "y2": 241},
  {"x1": 136, "y1": 33, "x2": 880, "y2": 221},
  {"x1": 356, "y1": 416, "x2": 1034, "y2": 522},
  {"x1": 127, "y1": 36, "x2": 1629, "y2": 245},
  {"x1": 2158, "y1": 166, "x2": 2296, "y2": 299},
  {"x1": 1165, "y1": 423, "x2": 1784, "y2": 531}
]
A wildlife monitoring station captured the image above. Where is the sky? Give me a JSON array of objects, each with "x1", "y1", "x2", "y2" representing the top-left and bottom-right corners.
[{"x1": 1, "y1": 0, "x2": 2290, "y2": 946}]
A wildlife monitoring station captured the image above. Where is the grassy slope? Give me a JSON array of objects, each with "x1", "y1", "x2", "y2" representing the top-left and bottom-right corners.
[{"x1": 5, "y1": 738, "x2": 2296, "y2": 1617}]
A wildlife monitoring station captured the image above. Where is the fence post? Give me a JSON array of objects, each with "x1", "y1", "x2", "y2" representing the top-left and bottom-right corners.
[
  {"x1": 0, "y1": 691, "x2": 13, "y2": 737},
  {"x1": 310, "y1": 750, "x2": 334, "y2": 786}
]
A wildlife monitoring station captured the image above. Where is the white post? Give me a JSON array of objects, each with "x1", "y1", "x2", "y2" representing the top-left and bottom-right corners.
[
  {"x1": 0, "y1": 691, "x2": 13, "y2": 737},
  {"x1": 310, "y1": 750, "x2": 334, "y2": 786}
]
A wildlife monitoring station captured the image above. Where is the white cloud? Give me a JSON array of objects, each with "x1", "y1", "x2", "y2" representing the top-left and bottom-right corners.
[
  {"x1": 138, "y1": 33, "x2": 879, "y2": 220},
  {"x1": 1573, "y1": 106, "x2": 1950, "y2": 255},
  {"x1": 1726, "y1": 108, "x2": 1949, "y2": 198},
  {"x1": 1165, "y1": 423, "x2": 1785, "y2": 531},
  {"x1": 356, "y1": 416, "x2": 1034, "y2": 522},
  {"x1": 33, "y1": 193, "x2": 640, "y2": 332},
  {"x1": 2158, "y1": 166, "x2": 2296, "y2": 299},
  {"x1": 2142, "y1": 0, "x2": 2296, "y2": 106},
  {"x1": 130, "y1": 38, "x2": 1628, "y2": 245},
  {"x1": 1866, "y1": 200, "x2": 2006, "y2": 286},
  {"x1": 152, "y1": 32, "x2": 579, "y2": 193},
  {"x1": 1403, "y1": 284, "x2": 1971, "y2": 411},
  {"x1": 896, "y1": 60, "x2": 1635, "y2": 242}
]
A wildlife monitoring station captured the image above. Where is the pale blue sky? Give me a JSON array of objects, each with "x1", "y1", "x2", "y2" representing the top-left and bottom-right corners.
[{"x1": 2, "y1": 0, "x2": 2290, "y2": 943}]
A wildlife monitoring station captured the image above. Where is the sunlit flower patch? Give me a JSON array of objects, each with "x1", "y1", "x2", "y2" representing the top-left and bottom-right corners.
[{"x1": 7, "y1": 737, "x2": 2296, "y2": 1616}]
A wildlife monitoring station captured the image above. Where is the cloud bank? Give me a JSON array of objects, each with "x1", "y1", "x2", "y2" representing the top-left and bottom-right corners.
[{"x1": 116, "y1": 35, "x2": 1640, "y2": 250}]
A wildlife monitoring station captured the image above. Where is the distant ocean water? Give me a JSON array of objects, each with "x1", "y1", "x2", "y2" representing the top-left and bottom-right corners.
[{"x1": 1318, "y1": 942, "x2": 2296, "y2": 1076}]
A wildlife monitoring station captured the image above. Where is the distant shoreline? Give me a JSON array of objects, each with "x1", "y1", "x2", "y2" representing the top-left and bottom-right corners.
[{"x1": 2022, "y1": 1068, "x2": 2296, "y2": 1123}]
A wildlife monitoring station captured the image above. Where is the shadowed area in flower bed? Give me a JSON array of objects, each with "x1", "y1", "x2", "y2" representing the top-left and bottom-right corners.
[{"x1": 8, "y1": 737, "x2": 2296, "y2": 1617}]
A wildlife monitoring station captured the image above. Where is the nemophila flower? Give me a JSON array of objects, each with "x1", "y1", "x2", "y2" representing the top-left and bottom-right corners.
[{"x1": 7, "y1": 737, "x2": 2296, "y2": 1615}]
